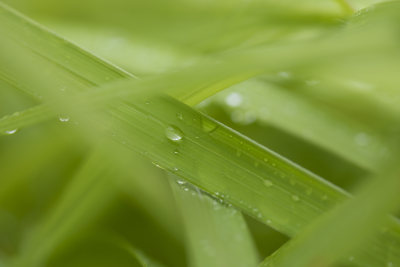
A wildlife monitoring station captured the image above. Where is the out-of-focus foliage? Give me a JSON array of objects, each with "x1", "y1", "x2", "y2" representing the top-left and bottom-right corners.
[{"x1": 1, "y1": 0, "x2": 400, "y2": 266}]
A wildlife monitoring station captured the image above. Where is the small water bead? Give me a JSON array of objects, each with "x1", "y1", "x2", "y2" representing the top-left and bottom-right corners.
[
  {"x1": 5, "y1": 129, "x2": 18, "y2": 135},
  {"x1": 291, "y1": 195, "x2": 300, "y2": 202},
  {"x1": 165, "y1": 125, "x2": 183, "y2": 142},
  {"x1": 176, "y1": 180, "x2": 187, "y2": 185},
  {"x1": 58, "y1": 115, "x2": 70, "y2": 122},
  {"x1": 173, "y1": 149, "x2": 180, "y2": 155},
  {"x1": 264, "y1": 180, "x2": 273, "y2": 187},
  {"x1": 176, "y1": 112, "x2": 183, "y2": 121},
  {"x1": 152, "y1": 162, "x2": 164, "y2": 169},
  {"x1": 202, "y1": 120, "x2": 218, "y2": 134},
  {"x1": 172, "y1": 167, "x2": 179, "y2": 172},
  {"x1": 266, "y1": 219, "x2": 272, "y2": 225},
  {"x1": 321, "y1": 194, "x2": 328, "y2": 201}
]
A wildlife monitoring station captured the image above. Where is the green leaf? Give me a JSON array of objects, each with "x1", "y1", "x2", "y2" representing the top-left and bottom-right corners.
[
  {"x1": 11, "y1": 149, "x2": 117, "y2": 267},
  {"x1": 260, "y1": 163, "x2": 400, "y2": 267},
  {"x1": 170, "y1": 174, "x2": 259, "y2": 267}
]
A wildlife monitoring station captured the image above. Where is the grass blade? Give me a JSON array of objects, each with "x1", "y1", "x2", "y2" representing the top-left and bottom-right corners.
[
  {"x1": 260, "y1": 164, "x2": 400, "y2": 267},
  {"x1": 170, "y1": 175, "x2": 258, "y2": 267}
]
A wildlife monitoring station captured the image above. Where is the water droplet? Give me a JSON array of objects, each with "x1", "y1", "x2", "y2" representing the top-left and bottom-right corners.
[
  {"x1": 354, "y1": 132, "x2": 370, "y2": 147},
  {"x1": 173, "y1": 149, "x2": 179, "y2": 155},
  {"x1": 263, "y1": 158, "x2": 269, "y2": 163},
  {"x1": 183, "y1": 187, "x2": 189, "y2": 192},
  {"x1": 177, "y1": 180, "x2": 186, "y2": 185},
  {"x1": 264, "y1": 180, "x2": 273, "y2": 187},
  {"x1": 145, "y1": 101, "x2": 150, "y2": 105},
  {"x1": 322, "y1": 194, "x2": 328, "y2": 201},
  {"x1": 202, "y1": 120, "x2": 218, "y2": 134},
  {"x1": 176, "y1": 113, "x2": 183, "y2": 121},
  {"x1": 266, "y1": 219, "x2": 272, "y2": 224},
  {"x1": 58, "y1": 115, "x2": 70, "y2": 122},
  {"x1": 225, "y1": 92, "x2": 243, "y2": 107},
  {"x1": 165, "y1": 125, "x2": 183, "y2": 142},
  {"x1": 292, "y1": 195, "x2": 300, "y2": 202},
  {"x1": 172, "y1": 167, "x2": 179, "y2": 172},
  {"x1": 152, "y1": 162, "x2": 164, "y2": 169},
  {"x1": 5, "y1": 129, "x2": 17, "y2": 135}
]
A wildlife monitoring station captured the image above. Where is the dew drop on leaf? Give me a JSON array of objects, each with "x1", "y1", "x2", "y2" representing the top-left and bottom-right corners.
[
  {"x1": 5, "y1": 129, "x2": 17, "y2": 135},
  {"x1": 176, "y1": 112, "x2": 183, "y2": 121},
  {"x1": 58, "y1": 115, "x2": 70, "y2": 122},
  {"x1": 176, "y1": 180, "x2": 186, "y2": 185},
  {"x1": 292, "y1": 195, "x2": 300, "y2": 202},
  {"x1": 165, "y1": 125, "x2": 183, "y2": 142},
  {"x1": 264, "y1": 180, "x2": 273, "y2": 187}
]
